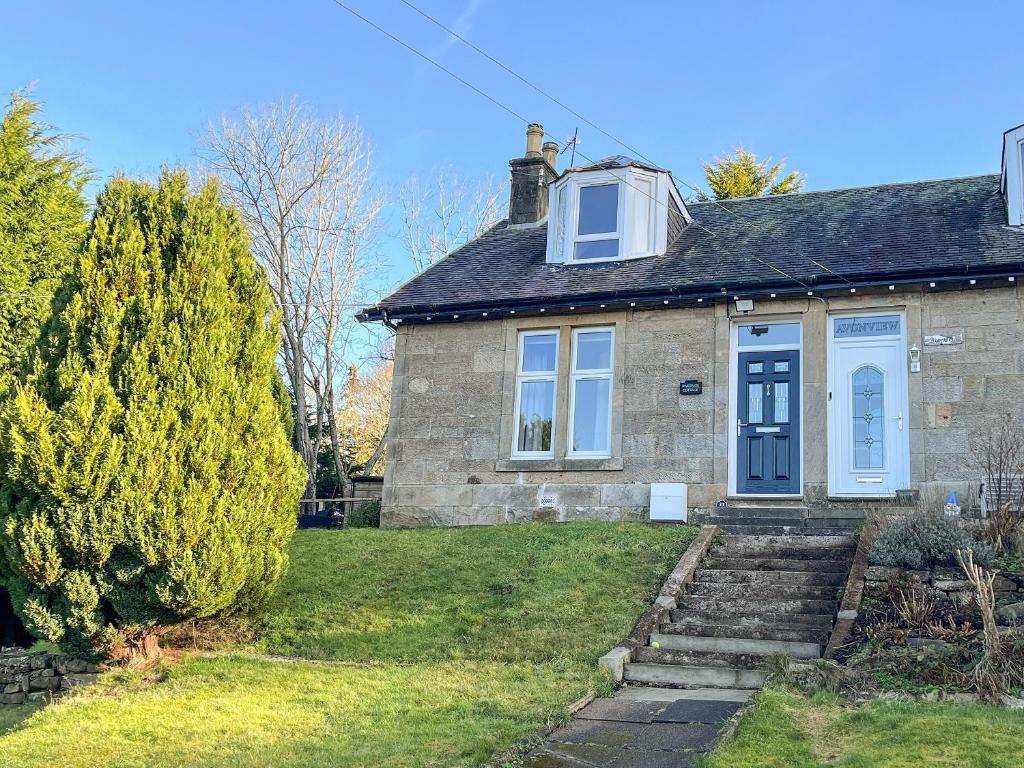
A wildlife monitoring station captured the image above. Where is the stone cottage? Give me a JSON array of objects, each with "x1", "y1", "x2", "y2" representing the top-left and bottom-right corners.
[{"x1": 360, "y1": 122, "x2": 1024, "y2": 530}]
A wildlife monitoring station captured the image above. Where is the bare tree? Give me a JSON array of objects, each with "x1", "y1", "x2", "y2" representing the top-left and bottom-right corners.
[
  {"x1": 204, "y1": 99, "x2": 383, "y2": 497},
  {"x1": 352, "y1": 171, "x2": 503, "y2": 478},
  {"x1": 400, "y1": 170, "x2": 503, "y2": 273}
]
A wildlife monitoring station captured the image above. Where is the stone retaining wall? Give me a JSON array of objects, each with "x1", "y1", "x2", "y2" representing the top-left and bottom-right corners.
[
  {"x1": 0, "y1": 647, "x2": 100, "y2": 705},
  {"x1": 864, "y1": 564, "x2": 1024, "y2": 616}
]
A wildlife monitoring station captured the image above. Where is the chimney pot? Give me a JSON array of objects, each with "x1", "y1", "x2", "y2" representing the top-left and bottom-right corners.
[
  {"x1": 542, "y1": 141, "x2": 559, "y2": 171},
  {"x1": 525, "y1": 123, "x2": 544, "y2": 157}
]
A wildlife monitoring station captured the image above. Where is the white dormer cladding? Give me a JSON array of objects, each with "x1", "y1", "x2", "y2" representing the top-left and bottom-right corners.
[
  {"x1": 544, "y1": 160, "x2": 689, "y2": 264},
  {"x1": 1002, "y1": 122, "x2": 1024, "y2": 227}
]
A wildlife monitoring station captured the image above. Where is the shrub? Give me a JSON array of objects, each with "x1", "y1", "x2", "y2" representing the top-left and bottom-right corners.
[
  {"x1": 348, "y1": 499, "x2": 381, "y2": 529},
  {"x1": 0, "y1": 171, "x2": 307, "y2": 659},
  {"x1": 869, "y1": 512, "x2": 995, "y2": 570},
  {"x1": 0, "y1": 95, "x2": 87, "y2": 398}
]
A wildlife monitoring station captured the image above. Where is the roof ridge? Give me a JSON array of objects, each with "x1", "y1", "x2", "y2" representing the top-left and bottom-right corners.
[{"x1": 687, "y1": 172, "x2": 1000, "y2": 207}]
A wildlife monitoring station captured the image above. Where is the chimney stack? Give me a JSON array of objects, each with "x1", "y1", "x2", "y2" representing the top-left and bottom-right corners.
[{"x1": 508, "y1": 123, "x2": 558, "y2": 225}]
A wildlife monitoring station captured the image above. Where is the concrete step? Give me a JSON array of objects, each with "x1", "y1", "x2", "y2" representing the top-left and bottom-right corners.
[
  {"x1": 634, "y1": 645, "x2": 771, "y2": 670},
  {"x1": 700, "y1": 516, "x2": 810, "y2": 528},
  {"x1": 676, "y1": 595, "x2": 838, "y2": 615},
  {"x1": 686, "y1": 582, "x2": 841, "y2": 602},
  {"x1": 700, "y1": 506, "x2": 807, "y2": 520},
  {"x1": 715, "y1": 524, "x2": 856, "y2": 535},
  {"x1": 660, "y1": 621, "x2": 830, "y2": 645},
  {"x1": 712, "y1": 537, "x2": 855, "y2": 557},
  {"x1": 623, "y1": 662, "x2": 766, "y2": 689},
  {"x1": 669, "y1": 609, "x2": 835, "y2": 631},
  {"x1": 705, "y1": 556, "x2": 852, "y2": 574},
  {"x1": 727, "y1": 534, "x2": 857, "y2": 547},
  {"x1": 694, "y1": 568, "x2": 847, "y2": 587},
  {"x1": 650, "y1": 632, "x2": 822, "y2": 660}
]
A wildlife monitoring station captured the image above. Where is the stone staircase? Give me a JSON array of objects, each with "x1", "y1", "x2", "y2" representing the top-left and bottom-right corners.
[
  {"x1": 689, "y1": 506, "x2": 863, "y2": 536},
  {"x1": 623, "y1": 533, "x2": 855, "y2": 689}
]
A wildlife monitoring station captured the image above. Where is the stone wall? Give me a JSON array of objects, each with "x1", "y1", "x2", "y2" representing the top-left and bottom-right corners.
[
  {"x1": 0, "y1": 648, "x2": 100, "y2": 705},
  {"x1": 382, "y1": 283, "x2": 1024, "y2": 528},
  {"x1": 864, "y1": 564, "x2": 1024, "y2": 617}
]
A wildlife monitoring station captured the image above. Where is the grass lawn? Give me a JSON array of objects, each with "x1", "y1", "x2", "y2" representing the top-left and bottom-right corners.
[
  {"x1": 704, "y1": 685, "x2": 1024, "y2": 768},
  {"x1": 0, "y1": 521, "x2": 695, "y2": 768}
]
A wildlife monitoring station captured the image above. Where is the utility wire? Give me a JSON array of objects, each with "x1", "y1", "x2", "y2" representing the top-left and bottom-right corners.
[
  {"x1": 393, "y1": 0, "x2": 848, "y2": 289},
  {"x1": 328, "y1": 0, "x2": 816, "y2": 291}
]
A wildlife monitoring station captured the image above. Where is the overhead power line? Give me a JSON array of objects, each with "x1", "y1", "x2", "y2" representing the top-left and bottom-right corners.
[
  {"x1": 331, "y1": 1, "x2": 820, "y2": 290},
  {"x1": 393, "y1": 0, "x2": 849, "y2": 289}
]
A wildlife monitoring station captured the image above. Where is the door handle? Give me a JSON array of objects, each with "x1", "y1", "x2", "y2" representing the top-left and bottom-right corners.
[
  {"x1": 889, "y1": 412, "x2": 903, "y2": 431},
  {"x1": 737, "y1": 419, "x2": 747, "y2": 437}
]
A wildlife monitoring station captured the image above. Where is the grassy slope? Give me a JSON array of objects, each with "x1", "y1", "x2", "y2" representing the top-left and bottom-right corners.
[
  {"x1": 0, "y1": 522, "x2": 695, "y2": 768},
  {"x1": 704, "y1": 686, "x2": 1024, "y2": 768}
]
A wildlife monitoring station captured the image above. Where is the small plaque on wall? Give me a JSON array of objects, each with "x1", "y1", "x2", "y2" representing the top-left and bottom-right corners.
[
  {"x1": 679, "y1": 380, "x2": 703, "y2": 396},
  {"x1": 924, "y1": 332, "x2": 963, "y2": 346}
]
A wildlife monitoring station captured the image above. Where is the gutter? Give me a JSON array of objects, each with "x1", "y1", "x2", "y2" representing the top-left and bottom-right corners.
[{"x1": 358, "y1": 267, "x2": 1022, "y2": 325}]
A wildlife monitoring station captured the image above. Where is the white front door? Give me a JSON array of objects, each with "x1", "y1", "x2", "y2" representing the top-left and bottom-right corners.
[{"x1": 828, "y1": 313, "x2": 910, "y2": 497}]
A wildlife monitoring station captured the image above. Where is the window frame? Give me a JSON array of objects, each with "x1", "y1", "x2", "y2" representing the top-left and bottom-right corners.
[
  {"x1": 572, "y1": 181, "x2": 622, "y2": 261},
  {"x1": 511, "y1": 329, "x2": 559, "y2": 459},
  {"x1": 566, "y1": 326, "x2": 615, "y2": 458}
]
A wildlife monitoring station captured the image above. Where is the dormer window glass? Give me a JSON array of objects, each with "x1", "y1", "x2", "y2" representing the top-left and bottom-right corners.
[{"x1": 575, "y1": 183, "x2": 620, "y2": 260}]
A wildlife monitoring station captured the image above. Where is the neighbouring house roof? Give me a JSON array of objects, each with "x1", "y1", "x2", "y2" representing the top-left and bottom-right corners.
[{"x1": 361, "y1": 174, "x2": 1024, "y2": 322}]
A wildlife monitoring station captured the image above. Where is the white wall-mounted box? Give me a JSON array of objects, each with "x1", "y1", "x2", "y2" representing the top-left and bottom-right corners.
[{"x1": 650, "y1": 482, "x2": 687, "y2": 522}]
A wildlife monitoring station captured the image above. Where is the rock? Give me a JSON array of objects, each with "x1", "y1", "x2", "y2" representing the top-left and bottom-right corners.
[
  {"x1": 932, "y1": 567, "x2": 964, "y2": 581},
  {"x1": 865, "y1": 566, "x2": 928, "y2": 582},
  {"x1": 999, "y1": 601, "x2": 1024, "y2": 620},
  {"x1": 992, "y1": 576, "x2": 1018, "y2": 593},
  {"x1": 0, "y1": 692, "x2": 26, "y2": 705},
  {"x1": 934, "y1": 579, "x2": 971, "y2": 591},
  {"x1": 29, "y1": 653, "x2": 51, "y2": 670},
  {"x1": 29, "y1": 676, "x2": 61, "y2": 691},
  {"x1": 3, "y1": 682, "x2": 22, "y2": 694},
  {"x1": 1005, "y1": 697, "x2": 1024, "y2": 710},
  {"x1": 908, "y1": 637, "x2": 947, "y2": 648},
  {"x1": 64, "y1": 659, "x2": 88, "y2": 674},
  {"x1": 60, "y1": 673, "x2": 98, "y2": 691},
  {"x1": 26, "y1": 691, "x2": 50, "y2": 702}
]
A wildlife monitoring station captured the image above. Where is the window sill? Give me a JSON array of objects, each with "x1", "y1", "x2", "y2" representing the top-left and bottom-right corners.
[{"x1": 495, "y1": 457, "x2": 623, "y2": 473}]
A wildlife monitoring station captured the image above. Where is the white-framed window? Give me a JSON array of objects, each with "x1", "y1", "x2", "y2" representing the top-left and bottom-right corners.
[
  {"x1": 567, "y1": 327, "x2": 614, "y2": 457},
  {"x1": 574, "y1": 182, "x2": 621, "y2": 260},
  {"x1": 512, "y1": 330, "x2": 558, "y2": 458},
  {"x1": 545, "y1": 166, "x2": 687, "y2": 265}
]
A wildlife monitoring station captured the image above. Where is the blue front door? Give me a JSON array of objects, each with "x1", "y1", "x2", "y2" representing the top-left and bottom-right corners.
[{"x1": 737, "y1": 350, "x2": 800, "y2": 494}]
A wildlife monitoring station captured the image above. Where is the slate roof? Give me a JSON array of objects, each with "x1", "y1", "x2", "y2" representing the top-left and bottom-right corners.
[{"x1": 363, "y1": 174, "x2": 1024, "y2": 320}]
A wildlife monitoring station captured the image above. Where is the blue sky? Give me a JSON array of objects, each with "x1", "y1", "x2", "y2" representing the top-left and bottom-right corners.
[{"x1": 3, "y1": 0, "x2": 1020, "y2": 290}]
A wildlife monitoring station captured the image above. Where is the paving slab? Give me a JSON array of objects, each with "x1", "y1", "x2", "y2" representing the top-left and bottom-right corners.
[
  {"x1": 523, "y1": 742, "x2": 623, "y2": 766},
  {"x1": 616, "y1": 685, "x2": 753, "y2": 703},
  {"x1": 635, "y1": 722, "x2": 720, "y2": 751},
  {"x1": 611, "y1": 748, "x2": 700, "y2": 767},
  {"x1": 573, "y1": 698, "x2": 670, "y2": 723},
  {"x1": 548, "y1": 719, "x2": 647, "y2": 748},
  {"x1": 653, "y1": 699, "x2": 744, "y2": 724}
]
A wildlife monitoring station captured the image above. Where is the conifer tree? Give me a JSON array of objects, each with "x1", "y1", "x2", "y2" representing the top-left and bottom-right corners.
[
  {"x1": 0, "y1": 170, "x2": 306, "y2": 658},
  {"x1": 0, "y1": 94, "x2": 87, "y2": 396},
  {"x1": 698, "y1": 148, "x2": 804, "y2": 200}
]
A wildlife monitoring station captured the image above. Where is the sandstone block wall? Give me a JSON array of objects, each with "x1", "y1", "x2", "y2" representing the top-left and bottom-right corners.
[{"x1": 382, "y1": 284, "x2": 1023, "y2": 528}]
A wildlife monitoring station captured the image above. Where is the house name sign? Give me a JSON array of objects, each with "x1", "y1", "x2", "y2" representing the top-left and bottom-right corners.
[
  {"x1": 679, "y1": 380, "x2": 703, "y2": 396},
  {"x1": 924, "y1": 332, "x2": 964, "y2": 346}
]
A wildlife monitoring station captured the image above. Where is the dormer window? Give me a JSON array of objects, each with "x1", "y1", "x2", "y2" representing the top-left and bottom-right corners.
[
  {"x1": 546, "y1": 156, "x2": 689, "y2": 264},
  {"x1": 1001, "y1": 122, "x2": 1024, "y2": 227}
]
